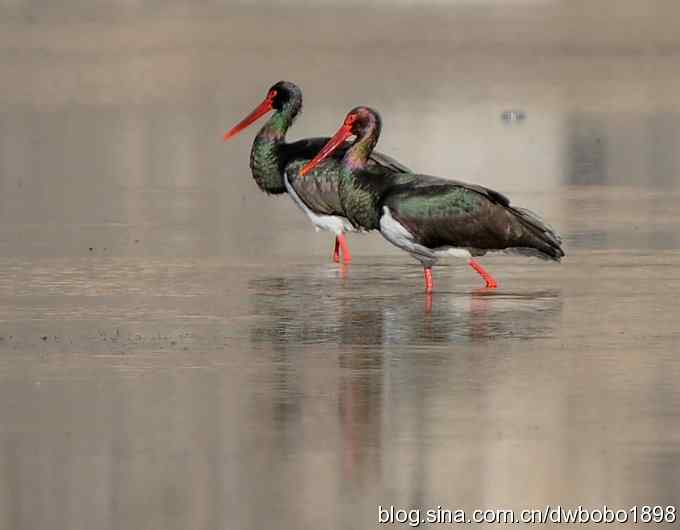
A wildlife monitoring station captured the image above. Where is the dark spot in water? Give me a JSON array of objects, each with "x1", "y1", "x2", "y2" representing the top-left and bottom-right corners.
[
  {"x1": 41, "y1": 336, "x2": 48, "y2": 341},
  {"x1": 501, "y1": 109, "x2": 526, "y2": 123},
  {"x1": 89, "y1": 247, "x2": 93, "y2": 251}
]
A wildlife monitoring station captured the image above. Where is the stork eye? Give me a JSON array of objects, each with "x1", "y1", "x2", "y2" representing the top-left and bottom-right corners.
[
  {"x1": 268, "y1": 89, "x2": 278, "y2": 100},
  {"x1": 346, "y1": 114, "x2": 357, "y2": 125}
]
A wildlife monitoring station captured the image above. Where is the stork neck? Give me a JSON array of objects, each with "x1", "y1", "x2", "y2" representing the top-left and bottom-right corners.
[
  {"x1": 337, "y1": 124, "x2": 383, "y2": 230},
  {"x1": 250, "y1": 97, "x2": 302, "y2": 194},
  {"x1": 343, "y1": 126, "x2": 378, "y2": 174}
]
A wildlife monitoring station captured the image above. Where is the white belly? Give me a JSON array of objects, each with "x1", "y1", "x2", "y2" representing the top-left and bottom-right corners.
[
  {"x1": 433, "y1": 247, "x2": 473, "y2": 259},
  {"x1": 283, "y1": 174, "x2": 354, "y2": 235}
]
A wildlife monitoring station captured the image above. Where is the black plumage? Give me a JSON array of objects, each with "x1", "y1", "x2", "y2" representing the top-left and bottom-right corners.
[{"x1": 300, "y1": 106, "x2": 565, "y2": 291}]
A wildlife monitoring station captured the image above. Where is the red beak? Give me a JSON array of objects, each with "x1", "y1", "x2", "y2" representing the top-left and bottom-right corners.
[
  {"x1": 223, "y1": 95, "x2": 274, "y2": 141},
  {"x1": 300, "y1": 123, "x2": 352, "y2": 177}
]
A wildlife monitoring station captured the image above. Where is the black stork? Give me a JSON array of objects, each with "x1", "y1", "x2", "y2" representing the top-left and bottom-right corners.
[
  {"x1": 300, "y1": 107, "x2": 565, "y2": 293},
  {"x1": 223, "y1": 81, "x2": 411, "y2": 264}
]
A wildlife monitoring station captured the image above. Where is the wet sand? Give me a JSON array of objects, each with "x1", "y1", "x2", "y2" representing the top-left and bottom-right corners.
[{"x1": 1, "y1": 3, "x2": 680, "y2": 529}]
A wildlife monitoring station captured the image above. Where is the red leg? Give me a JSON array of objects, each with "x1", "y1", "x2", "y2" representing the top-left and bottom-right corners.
[
  {"x1": 468, "y1": 259, "x2": 498, "y2": 288},
  {"x1": 332, "y1": 237, "x2": 340, "y2": 263},
  {"x1": 424, "y1": 292, "x2": 433, "y2": 313},
  {"x1": 423, "y1": 267, "x2": 434, "y2": 294},
  {"x1": 337, "y1": 233, "x2": 352, "y2": 264}
]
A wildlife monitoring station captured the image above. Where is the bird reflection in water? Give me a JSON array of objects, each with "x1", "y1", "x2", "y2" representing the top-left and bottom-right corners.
[
  {"x1": 245, "y1": 271, "x2": 563, "y2": 497},
  {"x1": 248, "y1": 273, "x2": 563, "y2": 347}
]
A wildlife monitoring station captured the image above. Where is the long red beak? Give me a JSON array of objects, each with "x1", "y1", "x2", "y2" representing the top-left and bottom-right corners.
[
  {"x1": 300, "y1": 124, "x2": 352, "y2": 176},
  {"x1": 223, "y1": 97, "x2": 273, "y2": 141}
]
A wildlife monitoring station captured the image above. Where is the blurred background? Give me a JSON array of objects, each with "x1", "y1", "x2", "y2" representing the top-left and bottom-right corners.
[{"x1": 0, "y1": 1, "x2": 679, "y2": 529}]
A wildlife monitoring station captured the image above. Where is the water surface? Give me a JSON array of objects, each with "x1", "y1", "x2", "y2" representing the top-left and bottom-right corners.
[{"x1": 0, "y1": 3, "x2": 679, "y2": 529}]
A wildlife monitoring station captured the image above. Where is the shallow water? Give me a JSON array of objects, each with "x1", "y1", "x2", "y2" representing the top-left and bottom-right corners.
[{"x1": 1, "y1": 3, "x2": 680, "y2": 530}]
